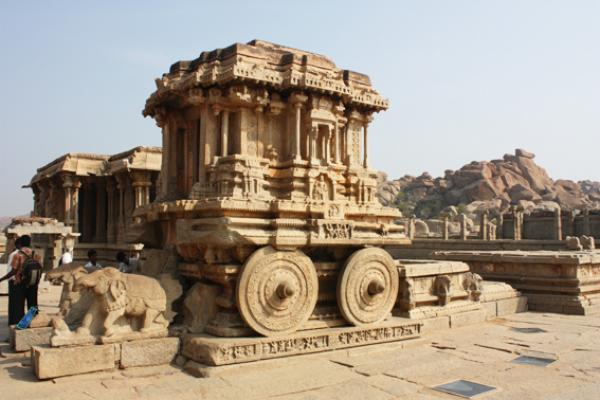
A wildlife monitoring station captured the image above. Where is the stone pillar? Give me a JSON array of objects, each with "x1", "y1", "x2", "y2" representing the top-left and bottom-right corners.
[
  {"x1": 221, "y1": 109, "x2": 229, "y2": 157},
  {"x1": 38, "y1": 183, "x2": 47, "y2": 217},
  {"x1": 583, "y1": 208, "x2": 591, "y2": 236},
  {"x1": 334, "y1": 119, "x2": 341, "y2": 164},
  {"x1": 131, "y1": 171, "x2": 152, "y2": 208},
  {"x1": 106, "y1": 180, "x2": 115, "y2": 243},
  {"x1": 459, "y1": 214, "x2": 468, "y2": 240},
  {"x1": 511, "y1": 208, "x2": 519, "y2": 240},
  {"x1": 344, "y1": 125, "x2": 352, "y2": 166},
  {"x1": 294, "y1": 103, "x2": 302, "y2": 161},
  {"x1": 310, "y1": 125, "x2": 318, "y2": 163},
  {"x1": 554, "y1": 208, "x2": 562, "y2": 241},
  {"x1": 32, "y1": 185, "x2": 41, "y2": 217},
  {"x1": 61, "y1": 174, "x2": 74, "y2": 226},
  {"x1": 321, "y1": 128, "x2": 328, "y2": 163},
  {"x1": 407, "y1": 218, "x2": 415, "y2": 239},
  {"x1": 72, "y1": 179, "x2": 81, "y2": 233},
  {"x1": 46, "y1": 181, "x2": 56, "y2": 219},
  {"x1": 362, "y1": 121, "x2": 369, "y2": 168},
  {"x1": 442, "y1": 216, "x2": 449, "y2": 240},
  {"x1": 480, "y1": 211, "x2": 489, "y2": 240},
  {"x1": 159, "y1": 122, "x2": 170, "y2": 199}
]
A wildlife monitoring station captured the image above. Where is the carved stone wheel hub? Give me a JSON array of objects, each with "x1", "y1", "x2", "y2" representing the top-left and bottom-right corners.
[
  {"x1": 236, "y1": 246, "x2": 318, "y2": 336},
  {"x1": 337, "y1": 248, "x2": 399, "y2": 326}
]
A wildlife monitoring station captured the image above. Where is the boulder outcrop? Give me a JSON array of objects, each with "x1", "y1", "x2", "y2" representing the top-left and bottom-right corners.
[{"x1": 377, "y1": 149, "x2": 600, "y2": 218}]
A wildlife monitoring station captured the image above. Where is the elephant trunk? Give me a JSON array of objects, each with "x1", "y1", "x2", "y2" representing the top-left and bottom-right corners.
[{"x1": 73, "y1": 274, "x2": 96, "y2": 292}]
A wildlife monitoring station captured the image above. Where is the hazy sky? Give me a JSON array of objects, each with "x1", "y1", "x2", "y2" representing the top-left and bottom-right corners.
[{"x1": 1, "y1": 1, "x2": 599, "y2": 216}]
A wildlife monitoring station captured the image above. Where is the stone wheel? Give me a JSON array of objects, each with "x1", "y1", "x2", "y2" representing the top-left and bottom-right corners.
[
  {"x1": 337, "y1": 247, "x2": 399, "y2": 326},
  {"x1": 236, "y1": 246, "x2": 318, "y2": 337}
]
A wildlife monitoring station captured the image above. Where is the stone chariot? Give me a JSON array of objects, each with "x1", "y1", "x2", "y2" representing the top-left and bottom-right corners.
[{"x1": 133, "y1": 40, "x2": 410, "y2": 338}]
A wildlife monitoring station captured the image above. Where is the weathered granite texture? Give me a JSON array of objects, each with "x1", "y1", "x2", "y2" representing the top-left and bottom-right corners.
[{"x1": 434, "y1": 250, "x2": 600, "y2": 314}]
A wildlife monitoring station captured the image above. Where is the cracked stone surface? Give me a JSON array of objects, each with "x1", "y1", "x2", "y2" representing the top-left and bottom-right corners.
[{"x1": 2, "y1": 285, "x2": 600, "y2": 399}]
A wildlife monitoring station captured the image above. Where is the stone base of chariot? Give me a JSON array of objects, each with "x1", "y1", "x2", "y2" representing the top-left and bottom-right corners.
[
  {"x1": 182, "y1": 318, "x2": 422, "y2": 366},
  {"x1": 31, "y1": 336, "x2": 180, "y2": 379}
]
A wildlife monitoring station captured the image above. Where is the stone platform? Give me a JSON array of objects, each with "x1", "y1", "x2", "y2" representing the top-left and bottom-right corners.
[
  {"x1": 434, "y1": 250, "x2": 600, "y2": 314},
  {"x1": 32, "y1": 337, "x2": 180, "y2": 380},
  {"x1": 183, "y1": 318, "x2": 422, "y2": 366}
]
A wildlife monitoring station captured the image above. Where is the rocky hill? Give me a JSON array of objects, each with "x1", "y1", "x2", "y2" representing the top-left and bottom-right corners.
[{"x1": 377, "y1": 149, "x2": 600, "y2": 219}]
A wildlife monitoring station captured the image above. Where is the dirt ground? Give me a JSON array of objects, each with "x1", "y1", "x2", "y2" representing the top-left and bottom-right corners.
[{"x1": 1, "y1": 284, "x2": 600, "y2": 400}]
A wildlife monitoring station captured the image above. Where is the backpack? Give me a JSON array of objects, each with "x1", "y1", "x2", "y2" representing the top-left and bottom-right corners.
[{"x1": 20, "y1": 250, "x2": 43, "y2": 287}]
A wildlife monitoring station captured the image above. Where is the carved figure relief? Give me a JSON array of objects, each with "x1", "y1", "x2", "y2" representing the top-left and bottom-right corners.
[
  {"x1": 433, "y1": 275, "x2": 452, "y2": 306},
  {"x1": 462, "y1": 272, "x2": 483, "y2": 302},
  {"x1": 45, "y1": 264, "x2": 94, "y2": 326},
  {"x1": 51, "y1": 267, "x2": 169, "y2": 345}
]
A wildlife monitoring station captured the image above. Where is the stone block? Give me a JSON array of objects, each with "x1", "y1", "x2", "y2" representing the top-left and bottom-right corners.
[
  {"x1": 449, "y1": 309, "x2": 487, "y2": 328},
  {"x1": 496, "y1": 297, "x2": 528, "y2": 316},
  {"x1": 32, "y1": 344, "x2": 115, "y2": 380},
  {"x1": 120, "y1": 337, "x2": 180, "y2": 368},
  {"x1": 419, "y1": 316, "x2": 450, "y2": 333},
  {"x1": 10, "y1": 326, "x2": 53, "y2": 352},
  {"x1": 481, "y1": 301, "x2": 498, "y2": 320}
]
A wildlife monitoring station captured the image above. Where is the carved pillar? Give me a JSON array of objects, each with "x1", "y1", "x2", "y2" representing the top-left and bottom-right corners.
[
  {"x1": 321, "y1": 128, "x2": 328, "y2": 163},
  {"x1": 72, "y1": 179, "x2": 81, "y2": 233},
  {"x1": 61, "y1": 174, "x2": 74, "y2": 226},
  {"x1": 37, "y1": 183, "x2": 47, "y2": 217},
  {"x1": 512, "y1": 208, "x2": 523, "y2": 240},
  {"x1": 459, "y1": 214, "x2": 468, "y2": 240},
  {"x1": 480, "y1": 211, "x2": 489, "y2": 240},
  {"x1": 583, "y1": 208, "x2": 590, "y2": 236},
  {"x1": 158, "y1": 115, "x2": 169, "y2": 199},
  {"x1": 554, "y1": 208, "x2": 562, "y2": 241},
  {"x1": 46, "y1": 181, "x2": 57, "y2": 219},
  {"x1": 294, "y1": 103, "x2": 302, "y2": 161},
  {"x1": 334, "y1": 119, "x2": 341, "y2": 164},
  {"x1": 363, "y1": 121, "x2": 369, "y2": 168},
  {"x1": 106, "y1": 179, "x2": 115, "y2": 243},
  {"x1": 131, "y1": 171, "x2": 152, "y2": 208},
  {"x1": 221, "y1": 109, "x2": 229, "y2": 157},
  {"x1": 310, "y1": 125, "x2": 318, "y2": 163}
]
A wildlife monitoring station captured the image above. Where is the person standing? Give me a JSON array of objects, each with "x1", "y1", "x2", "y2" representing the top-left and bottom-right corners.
[
  {"x1": 84, "y1": 249, "x2": 102, "y2": 272},
  {"x1": 6, "y1": 235, "x2": 41, "y2": 324},
  {"x1": 0, "y1": 237, "x2": 23, "y2": 325},
  {"x1": 116, "y1": 251, "x2": 138, "y2": 273}
]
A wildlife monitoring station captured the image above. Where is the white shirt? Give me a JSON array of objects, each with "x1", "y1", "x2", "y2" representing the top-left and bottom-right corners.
[
  {"x1": 84, "y1": 261, "x2": 102, "y2": 272},
  {"x1": 118, "y1": 258, "x2": 138, "y2": 274},
  {"x1": 60, "y1": 252, "x2": 73, "y2": 265}
]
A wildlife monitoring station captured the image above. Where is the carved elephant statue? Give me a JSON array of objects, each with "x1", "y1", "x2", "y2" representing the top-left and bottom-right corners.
[
  {"x1": 74, "y1": 267, "x2": 168, "y2": 337},
  {"x1": 45, "y1": 264, "x2": 92, "y2": 326}
]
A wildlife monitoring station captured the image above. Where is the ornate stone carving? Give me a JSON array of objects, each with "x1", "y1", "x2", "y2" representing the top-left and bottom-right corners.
[
  {"x1": 51, "y1": 268, "x2": 169, "y2": 346},
  {"x1": 45, "y1": 264, "x2": 93, "y2": 326},
  {"x1": 323, "y1": 222, "x2": 352, "y2": 239},
  {"x1": 463, "y1": 272, "x2": 483, "y2": 302},
  {"x1": 236, "y1": 247, "x2": 319, "y2": 336},
  {"x1": 337, "y1": 248, "x2": 399, "y2": 325},
  {"x1": 433, "y1": 275, "x2": 452, "y2": 306}
]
